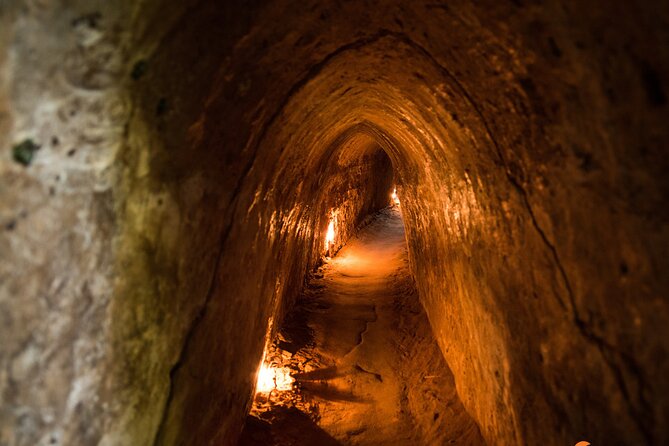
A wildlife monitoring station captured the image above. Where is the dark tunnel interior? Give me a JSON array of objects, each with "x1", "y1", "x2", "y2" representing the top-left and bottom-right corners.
[{"x1": 1, "y1": 1, "x2": 668, "y2": 445}]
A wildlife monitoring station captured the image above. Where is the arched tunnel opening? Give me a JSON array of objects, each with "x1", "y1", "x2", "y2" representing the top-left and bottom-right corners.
[
  {"x1": 232, "y1": 134, "x2": 485, "y2": 445},
  {"x1": 1, "y1": 1, "x2": 668, "y2": 446}
]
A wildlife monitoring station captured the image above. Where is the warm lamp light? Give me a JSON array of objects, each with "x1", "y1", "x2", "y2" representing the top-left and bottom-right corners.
[
  {"x1": 256, "y1": 362, "x2": 294, "y2": 394},
  {"x1": 325, "y1": 220, "x2": 335, "y2": 249},
  {"x1": 391, "y1": 187, "x2": 400, "y2": 206}
]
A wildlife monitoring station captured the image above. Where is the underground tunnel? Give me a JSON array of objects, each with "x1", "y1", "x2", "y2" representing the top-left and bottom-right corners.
[{"x1": 1, "y1": 1, "x2": 668, "y2": 445}]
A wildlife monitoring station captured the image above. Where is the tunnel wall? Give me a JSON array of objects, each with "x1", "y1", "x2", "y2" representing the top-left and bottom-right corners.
[
  {"x1": 146, "y1": 124, "x2": 393, "y2": 445},
  {"x1": 0, "y1": 3, "x2": 395, "y2": 444},
  {"x1": 0, "y1": 3, "x2": 133, "y2": 445},
  {"x1": 1, "y1": 1, "x2": 668, "y2": 445}
]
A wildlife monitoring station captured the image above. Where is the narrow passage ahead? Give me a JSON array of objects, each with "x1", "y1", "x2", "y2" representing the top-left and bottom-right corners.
[{"x1": 240, "y1": 207, "x2": 484, "y2": 445}]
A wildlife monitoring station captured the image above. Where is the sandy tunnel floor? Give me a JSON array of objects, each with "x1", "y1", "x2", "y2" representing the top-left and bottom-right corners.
[{"x1": 239, "y1": 207, "x2": 484, "y2": 445}]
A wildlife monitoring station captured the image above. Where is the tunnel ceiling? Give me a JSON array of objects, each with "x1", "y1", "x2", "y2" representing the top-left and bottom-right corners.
[{"x1": 1, "y1": 1, "x2": 668, "y2": 445}]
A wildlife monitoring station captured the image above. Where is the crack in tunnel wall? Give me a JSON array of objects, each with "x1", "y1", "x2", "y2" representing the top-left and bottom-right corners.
[{"x1": 1, "y1": 0, "x2": 668, "y2": 445}]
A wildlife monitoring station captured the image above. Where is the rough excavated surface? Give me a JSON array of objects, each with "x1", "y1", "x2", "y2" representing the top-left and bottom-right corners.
[
  {"x1": 1, "y1": 1, "x2": 668, "y2": 445},
  {"x1": 239, "y1": 208, "x2": 484, "y2": 446}
]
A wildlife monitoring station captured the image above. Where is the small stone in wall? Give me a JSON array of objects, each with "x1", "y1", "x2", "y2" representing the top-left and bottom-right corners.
[
  {"x1": 156, "y1": 97, "x2": 169, "y2": 116},
  {"x1": 12, "y1": 139, "x2": 40, "y2": 166},
  {"x1": 131, "y1": 60, "x2": 148, "y2": 80}
]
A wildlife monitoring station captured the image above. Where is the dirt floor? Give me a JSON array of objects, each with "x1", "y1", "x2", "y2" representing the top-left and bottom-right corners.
[{"x1": 238, "y1": 207, "x2": 484, "y2": 445}]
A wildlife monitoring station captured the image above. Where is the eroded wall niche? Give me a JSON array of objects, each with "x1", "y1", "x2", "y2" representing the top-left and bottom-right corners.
[{"x1": 1, "y1": 1, "x2": 667, "y2": 445}]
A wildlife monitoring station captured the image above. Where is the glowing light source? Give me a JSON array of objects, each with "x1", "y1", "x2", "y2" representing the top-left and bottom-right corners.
[
  {"x1": 325, "y1": 218, "x2": 335, "y2": 250},
  {"x1": 256, "y1": 363, "x2": 294, "y2": 394},
  {"x1": 391, "y1": 187, "x2": 400, "y2": 206}
]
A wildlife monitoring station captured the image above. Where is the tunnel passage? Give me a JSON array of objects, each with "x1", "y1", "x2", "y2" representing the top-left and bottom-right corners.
[
  {"x1": 151, "y1": 120, "x2": 399, "y2": 446},
  {"x1": 238, "y1": 205, "x2": 486, "y2": 445},
  {"x1": 1, "y1": 1, "x2": 669, "y2": 446}
]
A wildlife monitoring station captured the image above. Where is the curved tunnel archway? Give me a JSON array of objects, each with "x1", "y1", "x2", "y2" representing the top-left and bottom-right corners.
[
  {"x1": 1, "y1": 1, "x2": 668, "y2": 446},
  {"x1": 143, "y1": 28, "x2": 664, "y2": 444}
]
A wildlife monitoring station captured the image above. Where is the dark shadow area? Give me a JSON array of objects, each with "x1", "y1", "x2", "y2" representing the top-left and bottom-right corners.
[
  {"x1": 277, "y1": 295, "x2": 317, "y2": 354},
  {"x1": 298, "y1": 381, "x2": 371, "y2": 404},
  {"x1": 238, "y1": 407, "x2": 342, "y2": 446},
  {"x1": 294, "y1": 365, "x2": 343, "y2": 381}
]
